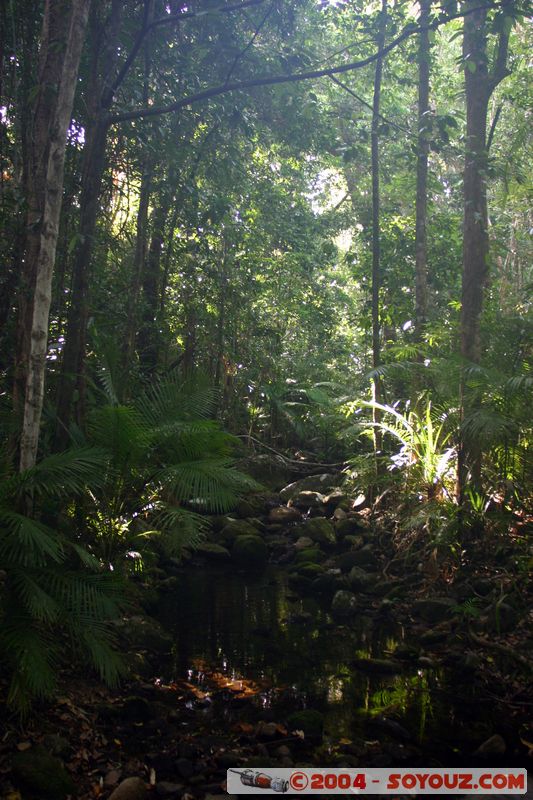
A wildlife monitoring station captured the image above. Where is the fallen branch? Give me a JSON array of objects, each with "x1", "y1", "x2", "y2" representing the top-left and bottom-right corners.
[{"x1": 236, "y1": 434, "x2": 346, "y2": 470}]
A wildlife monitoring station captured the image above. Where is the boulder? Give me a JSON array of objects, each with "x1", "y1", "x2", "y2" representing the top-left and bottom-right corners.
[
  {"x1": 293, "y1": 562, "x2": 324, "y2": 578},
  {"x1": 411, "y1": 597, "x2": 455, "y2": 623},
  {"x1": 268, "y1": 506, "x2": 302, "y2": 524},
  {"x1": 294, "y1": 536, "x2": 314, "y2": 550},
  {"x1": 301, "y1": 518, "x2": 336, "y2": 545},
  {"x1": 12, "y1": 745, "x2": 76, "y2": 799},
  {"x1": 195, "y1": 542, "x2": 231, "y2": 561},
  {"x1": 331, "y1": 589, "x2": 358, "y2": 617},
  {"x1": 219, "y1": 519, "x2": 259, "y2": 546},
  {"x1": 348, "y1": 566, "x2": 376, "y2": 592},
  {"x1": 336, "y1": 517, "x2": 366, "y2": 538},
  {"x1": 324, "y1": 490, "x2": 347, "y2": 508},
  {"x1": 232, "y1": 535, "x2": 268, "y2": 567},
  {"x1": 293, "y1": 547, "x2": 325, "y2": 564},
  {"x1": 280, "y1": 473, "x2": 342, "y2": 502},
  {"x1": 287, "y1": 709, "x2": 324, "y2": 739},
  {"x1": 337, "y1": 546, "x2": 377, "y2": 572},
  {"x1": 109, "y1": 778, "x2": 148, "y2": 800},
  {"x1": 292, "y1": 490, "x2": 326, "y2": 509}
]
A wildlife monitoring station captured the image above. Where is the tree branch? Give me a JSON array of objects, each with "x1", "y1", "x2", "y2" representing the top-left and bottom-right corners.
[
  {"x1": 107, "y1": 4, "x2": 497, "y2": 126},
  {"x1": 328, "y1": 74, "x2": 414, "y2": 137},
  {"x1": 104, "y1": 0, "x2": 268, "y2": 107},
  {"x1": 489, "y1": 27, "x2": 511, "y2": 93}
]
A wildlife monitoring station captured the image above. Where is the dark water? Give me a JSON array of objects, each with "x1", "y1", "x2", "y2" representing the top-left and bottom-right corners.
[{"x1": 156, "y1": 566, "x2": 496, "y2": 754}]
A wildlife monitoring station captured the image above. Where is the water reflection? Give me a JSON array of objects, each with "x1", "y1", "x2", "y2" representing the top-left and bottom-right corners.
[{"x1": 156, "y1": 566, "x2": 490, "y2": 749}]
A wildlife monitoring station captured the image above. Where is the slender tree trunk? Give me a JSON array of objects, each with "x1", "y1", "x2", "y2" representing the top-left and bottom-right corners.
[
  {"x1": 370, "y1": 0, "x2": 387, "y2": 460},
  {"x1": 414, "y1": 0, "x2": 431, "y2": 345},
  {"x1": 457, "y1": 0, "x2": 510, "y2": 502},
  {"x1": 138, "y1": 189, "x2": 173, "y2": 375},
  {"x1": 55, "y1": 0, "x2": 123, "y2": 444},
  {"x1": 123, "y1": 157, "x2": 153, "y2": 374},
  {"x1": 19, "y1": 0, "x2": 89, "y2": 471},
  {"x1": 14, "y1": 0, "x2": 71, "y2": 417}
]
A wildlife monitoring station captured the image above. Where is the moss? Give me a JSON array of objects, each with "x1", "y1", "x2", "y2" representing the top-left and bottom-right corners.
[
  {"x1": 232, "y1": 535, "x2": 268, "y2": 567},
  {"x1": 12, "y1": 745, "x2": 76, "y2": 799}
]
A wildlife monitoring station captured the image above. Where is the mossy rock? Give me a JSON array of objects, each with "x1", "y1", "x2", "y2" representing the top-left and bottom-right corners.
[
  {"x1": 12, "y1": 745, "x2": 76, "y2": 799},
  {"x1": 348, "y1": 566, "x2": 376, "y2": 592},
  {"x1": 287, "y1": 709, "x2": 324, "y2": 739},
  {"x1": 219, "y1": 519, "x2": 259, "y2": 546},
  {"x1": 301, "y1": 518, "x2": 336, "y2": 545},
  {"x1": 293, "y1": 547, "x2": 325, "y2": 565},
  {"x1": 195, "y1": 542, "x2": 231, "y2": 561},
  {"x1": 336, "y1": 546, "x2": 377, "y2": 572},
  {"x1": 336, "y1": 517, "x2": 365, "y2": 538},
  {"x1": 232, "y1": 535, "x2": 268, "y2": 567},
  {"x1": 293, "y1": 562, "x2": 324, "y2": 578}
]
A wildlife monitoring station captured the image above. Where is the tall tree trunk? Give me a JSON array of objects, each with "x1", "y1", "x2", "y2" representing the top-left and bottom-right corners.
[
  {"x1": 14, "y1": 0, "x2": 72, "y2": 417},
  {"x1": 19, "y1": 0, "x2": 89, "y2": 471},
  {"x1": 138, "y1": 194, "x2": 171, "y2": 375},
  {"x1": 123, "y1": 157, "x2": 153, "y2": 375},
  {"x1": 457, "y1": 0, "x2": 510, "y2": 502},
  {"x1": 414, "y1": 0, "x2": 431, "y2": 346},
  {"x1": 55, "y1": 0, "x2": 123, "y2": 445},
  {"x1": 370, "y1": 0, "x2": 387, "y2": 460}
]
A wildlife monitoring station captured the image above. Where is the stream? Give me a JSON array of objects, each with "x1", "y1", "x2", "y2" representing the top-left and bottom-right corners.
[{"x1": 155, "y1": 565, "x2": 507, "y2": 765}]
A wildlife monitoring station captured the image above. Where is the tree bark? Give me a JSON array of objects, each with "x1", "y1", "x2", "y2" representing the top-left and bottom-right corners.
[
  {"x1": 415, "y1": 0, "x2": 431, "y2": 345},
  {"x1": 19, "y1": 0, "x2": 89, "y2": 471},
  {"x1": 14, "y1": 0, "x2": 71, "y2": 417},
  {"x1": 123, "y1": 156, "x2": 153, "y2": 374},
  {"x1": 138, "y1": 192, "x2": 172, "y2": 375},
  {"x1": 55, "y1": 0, "x2": 123, "y2": 445},
  {"x1": 458, "y1": 0, "x2": 511, "y2": 502},
  {"x1": 371, "y1": 0, "x2": 387, "y2": 459}
]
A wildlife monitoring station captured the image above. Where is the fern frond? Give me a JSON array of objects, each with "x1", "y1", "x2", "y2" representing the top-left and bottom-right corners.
[{"x1": 0, "y1": 511, "x2": 65, "y2": 566}]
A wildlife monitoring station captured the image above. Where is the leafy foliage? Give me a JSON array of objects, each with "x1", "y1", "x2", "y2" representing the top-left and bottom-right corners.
[
  {"x1": 82, "y1": 373, "x2": 259, "y2": 568},
  {"x1": 0, "y1": 449, "x2": 125, "y2": 713}
]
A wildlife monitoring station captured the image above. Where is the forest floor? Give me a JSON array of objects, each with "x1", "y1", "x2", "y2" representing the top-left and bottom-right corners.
[{"x1": 1, "y1": 467, "x2": 532, "y2": 800}]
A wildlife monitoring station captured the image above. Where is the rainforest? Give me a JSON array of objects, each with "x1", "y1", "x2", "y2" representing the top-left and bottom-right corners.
[{"x1": 0, "y1": 0, "x2": 531, "y2": 798}]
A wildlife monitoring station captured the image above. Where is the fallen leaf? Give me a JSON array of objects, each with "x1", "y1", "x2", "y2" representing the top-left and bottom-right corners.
[{"x1": 16, "y1": 742, "x2": 32, "y2": 751}]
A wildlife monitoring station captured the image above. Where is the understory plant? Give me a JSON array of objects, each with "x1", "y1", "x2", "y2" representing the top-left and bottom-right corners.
[
  {"x1": 0, "y1": 448, "x2": 125, "y2": 713},
  {"x1": 347, "y1": 399, "x2": 457, "y2": 500},
  {"x1": 81, "y1": 373, "x2": 259, "y2": 570}
]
